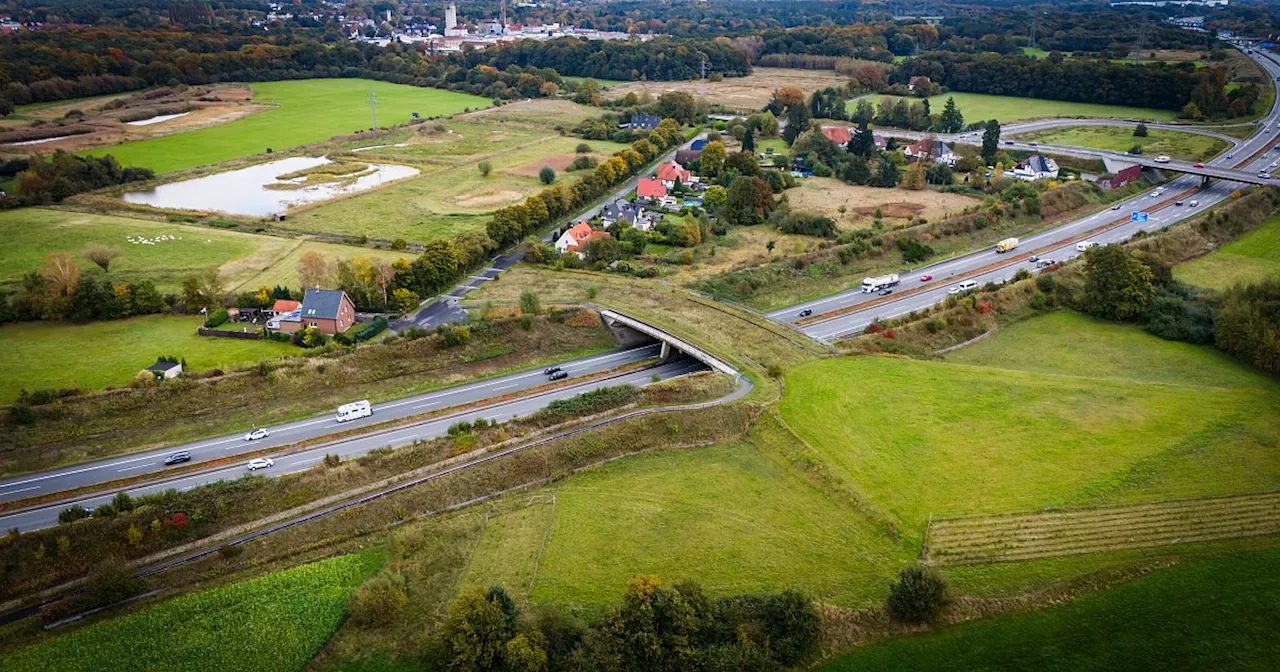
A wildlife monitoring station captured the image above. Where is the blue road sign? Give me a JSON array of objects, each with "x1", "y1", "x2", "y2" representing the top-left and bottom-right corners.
[{"x1": 1131, "y1": 211, "x2": 1149, "y2": 223}]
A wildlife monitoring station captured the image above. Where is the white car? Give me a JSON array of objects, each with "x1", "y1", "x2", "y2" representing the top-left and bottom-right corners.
[
  {"x1": 247, "y1": 457, "x2": 275, "y2": 471},
  {"x1": 1154, "y1": 156, "x2": 1171, "y2": 163},
  {"x1": 1076, "y1": 241, "x2": 1098, "y2": 252},
  {"x1": 948, "y1": 286, "x2": 960, "y2": 295},
  {"x1": 244, "y1": 427, "x2": 269, "y2": 441}
]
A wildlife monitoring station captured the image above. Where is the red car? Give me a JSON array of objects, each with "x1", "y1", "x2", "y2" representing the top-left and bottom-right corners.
[
  {"x1": 920, "y1": 274, "x2": 933, "y2": 281},
  {"x1": 1194, "y1": 162, "x2": 1205, "y2": 168}
]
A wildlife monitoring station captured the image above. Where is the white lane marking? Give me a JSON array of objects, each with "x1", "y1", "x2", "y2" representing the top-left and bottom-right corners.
[
  {"x1": 117, "y1": 464, "x2": 154, "y2": 473},
  {"x1": 2, "y1": 486, "x2": 39, "y2": 496},
  {"x1": 495, "y1": 383, "x2": 518, "y2": 391}
]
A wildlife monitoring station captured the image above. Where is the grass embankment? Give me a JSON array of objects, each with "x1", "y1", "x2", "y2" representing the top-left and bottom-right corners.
[
  {"x1": 84, "y1": 79, "x2": 491, "y2": 174},
  {"x1": 1014, "y1": 125, "x2": 1230, "y2": 162},
  {"x1": 0, "y1": 315, "x2": 293, "y2": 403},
  {"x1": 818, "y1": 547, "x2": 1280, "y2": 671},
  {"x1": 0, "y1": 208, "x2": 412, "y2": 294},
  {"x1": 2, "y1": 550, "x2": 382, "y2": 672},
  {"x1": 780, "y1": 312, "x2": 1280, "y2": 546},
  {"x1": 0, "y1": 315, "x2": 618, "y2": 475},
  {"x1": 853, "y1": 92, "x2": 1180, "y2": 123},
  {"x1": 1175, "y1": 213, "x2": 1280, "y2": 289}
]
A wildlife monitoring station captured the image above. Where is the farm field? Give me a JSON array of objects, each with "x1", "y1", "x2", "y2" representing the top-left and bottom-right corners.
[
  {"x1": 0, "y1": 209, "x2": 412, "y2": 293},
  {"x1": 2, "y1": 550, "x2": 381, "y2": 672},
  {"x1": 779, "y1": 312, "x2": 1280, "y2": 543},
  {"x1": 1012, "y1": 125, "x2": 1230, "y2": 162},
  {"x1": 787, "y1": 177, "x2": 979, "y2": 229},
  {"x1": 1175, "y1": 213, "x2": 1280, "y2": 289},
  {"x1": 0, "y1": 314, "x2": 294, "y2": 402},
  {"x1": 606, "y1": 67, "x2": 849, "y2": 111},
  {"x1": 84, "y1": 79, "x2": 491, "y2": 174},
  {"x1": 855, "y1": 92, "x2": 1180, "y2": 123},
  {"x1": 818, "y1": 547, "x2": 1280, "y2": 671}
]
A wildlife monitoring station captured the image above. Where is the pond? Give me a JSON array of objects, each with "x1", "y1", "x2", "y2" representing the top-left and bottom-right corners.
[{"x1": 121, "y1": 156, "x2": 419, "y2": 216}]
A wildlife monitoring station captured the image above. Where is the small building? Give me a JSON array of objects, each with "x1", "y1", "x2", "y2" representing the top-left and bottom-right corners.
[
  {"x1": 656, "y1": 161, "x2": 692, "y2": 187},
  {"x1": 820, "y1": 126, "x2": 854, "y2": 146},
  {"x1": 1007, "y1": 154, "x2": 1060, "y2": 181},
  {"x1": 601, "y1": 198, "x2": 642, "y2": 226},
  {"x1": 278, "y1": 288, "x2": 356, "y2": 335},
  {"x1": 555, "y1": 222, "x2": 594, "y2": 253},
  {"x1": 636, "y1": 177, "x2": 667, "y2": 202},
  {"x1": 271, "y1": 299, "x2": 301, "y2": 316},
  {"x1": 675, "y1": 149, "x2": 702, "y2": 165},
  {"x1": 904, "y1": 138, "x2": 957, "y2": 166},
  {"x1": 145, "y1": 360, "x2": 183, "y2": 380},
  {"x1": 1098, "y1": 157, "x2": 1143, "y2": 190},
  {"x1": 629, "y1": 114, "x2": 661, "y2": 130}
]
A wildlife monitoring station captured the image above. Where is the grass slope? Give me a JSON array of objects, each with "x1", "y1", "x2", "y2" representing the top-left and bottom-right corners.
[
  {"x1": 855, "y1": 92, "x2": 1179, "y2": 123},
  {"x1": 1015, "y1": 125, "x2": 1229, "y2": 162},
  {"x1": 779, "y1": 312, "x2": 1280, "y2": 543},
  {"x1": 86, "y1": 79, "x2": 491, "y2": 174},
  {"x1": 1175, "y1": 213, "x2": 1280, "y2": 289},
  {"x1": 818, "y1": 547, "x2": 1280, "y2": 671},
  {"x1": 3, "y1": 550, "x2": 381, "y2": 672},
  {"x1": 0, "y1": 315, "x2": 293, "y2": 401}
]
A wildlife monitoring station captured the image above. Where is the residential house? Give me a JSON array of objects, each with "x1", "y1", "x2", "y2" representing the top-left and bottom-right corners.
[
  {"x1": 145, "y1": 360, "x2": 183, "y2": 380},
  {"x1": 1007, "y1": 154, "x2": 1060, "y2": 181},
  {"x1": 675, "y1": 149, "x2": 702, "y2": 165},
  {"x1": 904, "y1": 138, "x2": 957, "y2": 166},
  {"x1": 820, "y1": 126, "x2": 854, "y2": 146},
  {"x1": 636, "y1": 177, "x2": 667, "y2": 203},
  {"x1": 629, "y1": 114, "x2": 661, "y2": 130},
  {"x1": 555, "y1": 222, "x2": 595, "y2": 254},
  {"x1": 278, "y1": 288, "x2": 356, "y2": 335},
  {"x1": 1098, "y1": 157, "x2": 1142, "y2": 190},
  {"x1": 601, "y1": 199, "x2": 641, "y2": 227},
  {"x1": 271, "y1": 299, "x2": 301, "y2": 316},
  {"x1": 690, "y1": 138, "x2": 709, "y2": 151},
  {"x1": 656, "y1": 161, "x2": 692, "y2": 188}
]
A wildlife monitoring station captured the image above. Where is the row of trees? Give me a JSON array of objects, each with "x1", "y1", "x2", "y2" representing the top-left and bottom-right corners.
[
  {"x1": 3, "y1": 151, "x2": 153, "y2": 208},
  {"x1": 0, "y1": 253, "x2": 169, "y2": 324},
  {"x1": 463, "y1": 37, "x2": 752, "y2": 82}
]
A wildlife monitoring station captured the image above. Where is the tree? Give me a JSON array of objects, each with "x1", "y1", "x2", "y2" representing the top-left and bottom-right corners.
[
  {"x1": 1134, "y1": 122, "x2": 1149, "y2": 137},
  {"x1": 298, "y1": 250, "x2": 329, "y2": 289},
  {"x1": 938, "y1": 96, "x2": 964, "y2": 133},
  {"x1": 1215, "y1": 277, "x2": 1280, "y2": 376},
  {"x1": 504, "y1": 633, "x2": 548, "y2": 672},
  {"x1": 981, "y1": 119, "x2": 1001, "y2": 164},
  {"x1": 724, "y1": 176, "x2": 775, "y2": 226},
  {"x1": 902, "y1": 162, "x2": 926, "y2": 190},
  {"x1": 575, "y1": 143, "x2": 592, "y2": 154},
  {"x1": 538, "y1": 165, "x2": 556, "y2": 185},
  {"x1": 519, "y1": 290, "x2": 541, "y2": 315},
  {"x1": 391, "y1": 287, "x2": 419, "y2": 313},
  {"x1": 478, "y1": 160, "x2": 493, "y2": 177},
  {"x1": 886, "y1": 565, "x2": 948, "y2": 623},
  {"x1": 702, "y1": 184, "x2": 727, "y2": 209},
  {"x1": 440, "y1": 586, "x2": 517, "y2": 671},
  {"x1": 875, "y1": 158, "x2": 901, "y2": 188},
  {"x1": 783, "y1": 101, "x2": 812, "y2": 145},
  {"x1": 742, "y1": 127, "x2": 755, "y2": 153},
  {"x1": 82, "y1": 243, "x2": 122, "y2": 272},
  {"x1": 584, "y1": 236, "x2": 623, "y2": 264},
  {"x1": 349, "y1": 571, "x2": 408, "y2": 627},
  {"x1": 700, "y1": 141, "x2": 727, "y2": 177},
  {"x1": 1082, "y1": 245, "x2": 1156, "y2": 321},
  {"x1": 843, "y1": 155, "x2": 871, "y2": 185},
  {"x1": 766, "y1": 240, "x2": 776, "y2": 255}
]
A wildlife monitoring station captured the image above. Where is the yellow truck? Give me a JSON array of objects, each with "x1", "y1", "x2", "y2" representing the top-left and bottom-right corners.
[{"x1": 995, "y1": 237, "x2": 1020, "y2": 253}]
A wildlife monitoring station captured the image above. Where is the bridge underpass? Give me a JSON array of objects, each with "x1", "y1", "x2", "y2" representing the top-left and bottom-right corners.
[{"x1": 598, "y1": 309, "x2": 739, "y2": 378}]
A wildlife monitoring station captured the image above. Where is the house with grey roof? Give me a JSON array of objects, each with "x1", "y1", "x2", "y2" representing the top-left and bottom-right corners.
[{"x1": 277, "y1": 288, "x2": 356, "y2": 335}]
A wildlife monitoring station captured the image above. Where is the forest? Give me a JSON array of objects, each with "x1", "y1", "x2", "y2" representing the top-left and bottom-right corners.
[{"x1": 462, "y1": 37, "x2": 752, "y2": 82}]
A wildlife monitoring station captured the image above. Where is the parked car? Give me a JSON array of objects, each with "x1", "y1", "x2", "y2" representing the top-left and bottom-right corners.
[
  {"x1": 549, "y1": 370, "x2": 569, "y2": 381},
  {"x1": 164, "y1": 451, "x2": 191, "y2": 465},
  {"x1": 247, "y1": 457, "x2": 274, "y2": 471},
  {"x1": 244, "y1": 428, "x2": 269, "y2": 441},
  {"x1": 919, "y1": 274, "x2": 933, "y2": 282},
  {"x1": 798, "y1": 309, "x2": 813, "y2": 317},
  {"x1": 543, "y1": 366, "x2": 562, "y2": 375}
]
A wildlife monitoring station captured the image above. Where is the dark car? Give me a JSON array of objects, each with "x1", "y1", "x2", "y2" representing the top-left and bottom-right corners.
[
  {"x1": 543, "y1": 366, "x2": 562, "y2": 375},
  {"x1": 878, "y1": 288, "x2": 893, "y2": 296},
  {"x1": 549, "y1": 370, "x2": 569, "y2": 381},
  {"x1": 798, "y1": 309, "x2": 813, "y2": 317},
  {"x1": 164, "y1": 451, "x2": 191, "y2": 465}
]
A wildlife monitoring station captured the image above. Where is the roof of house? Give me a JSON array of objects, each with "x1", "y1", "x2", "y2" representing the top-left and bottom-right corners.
[
  {"x1": 630, "y1": 113, "x2": 661, "y2": 129},
  {"x1": 603, "y1": 198, "x2": 640, "y2": 222},
  {"x1": 656, "y1": 161, "x2": 691, "y2": 183},
  {"x1": 821, "y1": 126, "x2": 853, "y2": 146},
  {"x1": 675, "y1": 149, "x2": 702, "y2": 164},
  {"x1": 297, "y1": 288, "x2": 351, "y2": 321},
  {"x1": 636, "y1": 178, "x2": 667, "y2": 200},
  {"x1": 1018, "y1": 154, "x2": 1058, "y2": 173},
  {"x1": 147, "y1": 361, "x2": 181, "y2": 372},
  {"x1": 272, "y1": 299, "x2": 300, "y2": 313},
  {"x1": 564, "y1": 226, "x2": 612, "y2": 253},
  {"x1": 690, "y1": 139, "x2": 708, "y2": 150}
]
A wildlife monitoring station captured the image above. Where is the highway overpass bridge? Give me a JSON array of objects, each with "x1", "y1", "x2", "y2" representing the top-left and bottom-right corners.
[{"x1": 598, "y1": 309, "x2": 739, "y2": 378}]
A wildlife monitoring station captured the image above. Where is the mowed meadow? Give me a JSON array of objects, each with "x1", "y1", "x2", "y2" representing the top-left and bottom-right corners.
[
  {"x1": 84, "y1": 79, "x2": 492, "y2": 174},
  {"x1": 853, "y1": 92, "x2": 1181, "y2": 123}
]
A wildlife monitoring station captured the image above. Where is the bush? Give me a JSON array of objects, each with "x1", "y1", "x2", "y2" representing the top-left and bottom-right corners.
[
  {"x1": 778, "y1": 212, "x2": 837, "y2": 238},
  {"x1": 886, "y1": 564, "x2": 948, "y2": 623},
  {"x1": 58, "y1": 505, "x2": 92, "y2": 524},
  {"x1": 349, "y1": 571, "x2": 408, "y2": 627},
  {"x1": 437, "y1": 324, "x2": 471, "y2": 348},
  {"x1": 575, "y1": 143, "x2": 592, "y2": 153},
  {"x1": 478, "y1": 160, "x2": 492, "y2": 177},
  {"x1": 204, "y1": 308, "x2": 228, "y2": 328},
  {"x1": 896, "y1": 236, "x2": 935, "y2": 263},
  {"x1": 355, "y1": 315, "x2": 389, "y2": 341},
  {"x1": 539, "y1": 165, "x2": 557, "y2": 185}
]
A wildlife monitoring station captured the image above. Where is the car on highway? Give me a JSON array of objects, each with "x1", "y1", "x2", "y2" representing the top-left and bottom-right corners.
[
  {"x1": 798, "y1": 309, "x2": 813, "y2": 317},
  {"x1": 247, "y1": 457, "x2": 274, "y2": 471},
  {"x1": 543, "y1": 366, "x2": 562, "y2": 375},
  {"x1": 957, "y1": 280, "x2": 979, "y2": 292},
  {"x1": 878, "y1": 288, "x2": 893, "y2": 296},
  {"x1": 1260, "y1": 171, "x2": 1272, "y2": 179},
  {"x1": 1036, "y1": 258, "x2": 1057, "y2": 268},
  {"x1": 948, "y1": 286, "x2": 960, "y2": 295},
  {"x1": 1154, "y1": 156, "x2": 1171, "y2": 163},
  {"x1": 1227, "y1": 153, "x2": 1234, "y2": 159},
  {"x1": 1003, "y1": 140, "x2": 1014, "y2": 145},
  {"x1": 1194, "y1": 163, "x2": 1205, "y2": 168},
  {"x1": 1028, "y1": 141, "x2": 1038, "y2": 147},
  {"x1": 1111, "y1": 204, "x2": 1121, "y2": 210},
  {"x1": 919, "y1": 274, "x2": 933, "y2": 282},
  {"x1": 1029, "y1": 255, "x2": 1040, "y2": 262},
  {"x1": 164, "y1": 451, "x2": 191, "y2": 465},
  {"x1": 244, "y1": 427, "x2": 269, "y2": 441},
  {"x1": 549, "y1": 370, "x2": 569, "y2": 381},
  {"x1": 1189, "y1": 200, "x2": 1199, "y2": 207},
  {"x1": 1076, "y1": 241, "x2": 1098, "y2": 252}
]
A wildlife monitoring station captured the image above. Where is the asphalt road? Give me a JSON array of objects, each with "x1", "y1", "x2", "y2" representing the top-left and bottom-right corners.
[
  {"x1": 0, "y1": 344, "x2": 663, "y2": 507},
  {"x1": 775, "y1": 46, "x2": 1280, "y2": 342},
  {"x1": 0, "y1": 354, "x2": 705, "y2": 532}
]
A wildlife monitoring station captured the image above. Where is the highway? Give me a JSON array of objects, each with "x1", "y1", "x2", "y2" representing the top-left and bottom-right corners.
[
  {"x1": 772, "y1": 46, "x2": 1280, "y2": 342},
  {"x1": 0, "y1": 344, "x2": 665, "y2": 508},
  {"x1": 0, "y1": 354, "x2": 705, "y2": 532}
]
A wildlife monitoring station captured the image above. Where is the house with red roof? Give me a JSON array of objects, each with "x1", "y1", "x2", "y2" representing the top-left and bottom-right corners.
[
  {"x1": 655, "y1": 161, "x2": 692, "y2": 188},
  {"x1": 636, "y1": 178, "x2": 667, "y2": 202},
  {"x1": 554, "y1": 222, "x2": 614, "y2": 259},
  {"x1": 271, "y1": 299, "x2": 301, "y2": 316},
  {"x1": 821, "y1": 126, "x2": 853, "y2": 146}
]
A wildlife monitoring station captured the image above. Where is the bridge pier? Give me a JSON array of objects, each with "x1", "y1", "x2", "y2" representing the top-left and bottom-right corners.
[{"x1": 660, "y1": 341, "x2": 672, "y2": 361}]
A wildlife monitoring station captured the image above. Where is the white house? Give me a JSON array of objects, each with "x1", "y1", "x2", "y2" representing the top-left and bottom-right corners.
[{"x1": 1006, "y1": 154, "x2": 1060, "y2": 181}]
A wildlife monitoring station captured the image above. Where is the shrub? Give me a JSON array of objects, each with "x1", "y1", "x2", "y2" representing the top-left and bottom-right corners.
[
  {"x1": 539, "y1": 165, "x2": 556, "y2": 184},
  {"x1": 349, "y1": 571, "x2": 408, "y2": 627},
  {"x1": 886, "y1": 564, "x2": 948, "y2": 623},
  {"x1": 478, "y1": 160, "x2": 492, "y2": 177},
  {"x1": 896, "y1": 236, "x2": 934, "y2": 263},
  {"x1": 204, "y1": 308, "x2": 229, "y2": 328},
  {"x1": 437, "y1": 324, "x2": 471, "y2": 347},
  {"x1": 519, "y1": 290, "x2": 541, "y2": 315},
  {"x1": 575, "y1": 142, "x2": 592, "y2": 153},
  {"x1": 58, "y1": 505, "x2": 92, "y2": 524}
]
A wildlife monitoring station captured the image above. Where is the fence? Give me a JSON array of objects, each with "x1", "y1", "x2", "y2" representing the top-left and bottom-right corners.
[{"x1": 197, "y1": 327, "x2": 262, "y2": 340}]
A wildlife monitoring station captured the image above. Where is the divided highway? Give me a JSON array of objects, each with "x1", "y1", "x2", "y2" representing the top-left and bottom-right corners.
[{"x1": 773, "y1": 46, "x2": 1280, "y2": 342}]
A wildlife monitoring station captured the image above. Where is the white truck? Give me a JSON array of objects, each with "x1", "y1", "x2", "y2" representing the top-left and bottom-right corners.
[{"x1": 861, "y1": 273, "x2": 900, "y2": 293}]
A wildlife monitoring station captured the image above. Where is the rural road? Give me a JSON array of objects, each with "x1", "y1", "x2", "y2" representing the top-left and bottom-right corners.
[
  {"x1": 0, "y1": 344, "x2": 665, "y2": 508},
  {"x1": 0, "y1": 354, "x2": 706, "y2": 532},
  {"x1": 774, "y1": 45, "x2": 1280, "y2": 341}
]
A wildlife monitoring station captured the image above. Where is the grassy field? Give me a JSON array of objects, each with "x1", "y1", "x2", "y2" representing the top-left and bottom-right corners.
[
  {"x1": 607, "y1": 67, "x2": 849, "y2": 111},
  {"x1": 788, "y1": 177, "x2": 978, "y2": 228},
  {"x1": 3, "y1": 550, "x2": 381, "y2": 672},
  {"x1": 779, "y1": 312, "x2": 1280, "y2": 543},
  {"x1": 1013, "y1": 125, "x2": 1230, "y2": 162},
  {"x1": 1175, "y1": 213, "x2": 1280, "y2": 289},
  {"x1": 0, "y1": 315, "x2": 294, "y2": 401},
  {"x1": 85, "y1": 79, "x2": 491, "y2": 174},
  {"x1": 855, "y1": 92, "x2": 1180, "y2": 124},
  {"x1": 818, "y1": 547, "x2": 1280, "y2": 671},
  {"x1": 0, "y1": 208, "x2": 412, "y2": 293}
]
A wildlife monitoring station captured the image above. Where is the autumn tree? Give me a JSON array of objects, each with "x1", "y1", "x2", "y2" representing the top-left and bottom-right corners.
[
  {"x1": 1082, "y1": 245, "x2": 1156, "y2": 321},
  {"x1": 700, "y1": 141, "x2": 727, "y2": 177},
  {"x1": 82, "y1": 243, "x2": 122, "y2": 272},
  {"x1": 297, "y1": 250, "x2": 330, "y2": 289}
]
